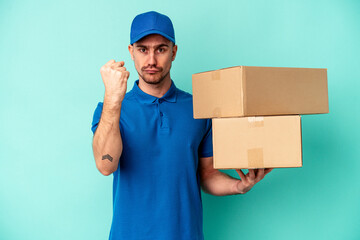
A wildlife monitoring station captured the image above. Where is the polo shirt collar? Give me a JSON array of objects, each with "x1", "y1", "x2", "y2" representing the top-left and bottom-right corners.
[{"x1": 133, "y1": 79, "x2": 177, "y2": 104}]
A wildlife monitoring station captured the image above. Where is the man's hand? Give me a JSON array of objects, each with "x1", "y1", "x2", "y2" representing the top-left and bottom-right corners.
[
  {"x1": 199, "y1": 157, "x2": 273, "y2": 196},
  {"x1": 235, "y1": 168, "x2": 273, "y2": 194},
  {"x1": 100, "y1": 59, "x2": 130, "y2": 105}
]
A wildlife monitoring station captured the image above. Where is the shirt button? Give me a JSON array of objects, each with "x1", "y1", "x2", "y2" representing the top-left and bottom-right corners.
[
  {"x1": 158, "y1": 99, "x2": 163, "y2": 103},
  {"x1": 160, "y1": 112, "x2": 163, "y2": 117}
]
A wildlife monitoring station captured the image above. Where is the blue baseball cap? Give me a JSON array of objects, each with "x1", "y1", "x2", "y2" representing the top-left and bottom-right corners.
[{"x1": 130, "y1": 11, "x2": 175, "y2": 45}]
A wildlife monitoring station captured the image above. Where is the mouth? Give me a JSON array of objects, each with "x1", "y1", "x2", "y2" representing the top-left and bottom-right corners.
[
  {"x1": 144, "y1": 70, "x2": 159, "y2": 74},
  {"x1": 142, "y1": 67, "x2": 162, "y2": 74}
]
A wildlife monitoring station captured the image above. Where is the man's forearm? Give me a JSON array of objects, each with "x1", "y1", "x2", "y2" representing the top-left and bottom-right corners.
[
  {"x1": 200, "y1": 170, "x2": 241, "y2": 196},
  {"x1": 92, "y1": 99, "x2": 123, "y2": 176}
]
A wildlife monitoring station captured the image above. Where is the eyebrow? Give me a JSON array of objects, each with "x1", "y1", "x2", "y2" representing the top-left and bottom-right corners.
[{"x1": 135, "y1": 43, "x2": 170, "y2": 48}]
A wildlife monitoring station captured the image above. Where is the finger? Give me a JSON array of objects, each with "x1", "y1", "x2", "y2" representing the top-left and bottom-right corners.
[
  {"x1": 118, "y1": 71, "x2": 130, "y2": 81},
  {"x1": 113, "y1": 69, "x2": 130, "y2": 79},
  {"x1": 112, "y1": 66, "x2": 127, "y2": 72},
  {"x1": 111, "y1": 61, "x2": 125, "y2": 68},
  {"x1": 248, "y1": 169, "x2": 255, "y2": 179},
  {"x1": 122, "y1": 71, "x2": 130, "y2": 80},
  {"x1": 235, "y1": 169, "x2": 246, "y2": 181},
  {"x1": 264, "y1": 168, "x2": 273, "y2": 175},
  {"x1": 105, "y1": 59, "x2": 116, "y2": 66},
  {"x1": 114, "y1": 61, "x2": 125, "y2": 67},
  {"x1": 255, "y1": 168, "x2": 265, "y2": 181}
]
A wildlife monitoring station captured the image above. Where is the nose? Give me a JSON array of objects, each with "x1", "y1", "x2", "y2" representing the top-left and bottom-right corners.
[{"x1": 147, "y1": 51, "x2": 157, "y2": 66}]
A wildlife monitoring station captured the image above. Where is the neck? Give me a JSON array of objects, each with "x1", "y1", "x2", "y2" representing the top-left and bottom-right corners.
[{"x1": 137, "y1": 76, "x2": 172, "y2": 98}]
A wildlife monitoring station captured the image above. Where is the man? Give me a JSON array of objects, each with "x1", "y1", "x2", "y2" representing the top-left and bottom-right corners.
[{"x1": 91, "y1": 11, "x2": 272, "y2": 240}]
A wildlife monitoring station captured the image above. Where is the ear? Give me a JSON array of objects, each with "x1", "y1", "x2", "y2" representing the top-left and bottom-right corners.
[
  {"x1": 128, "y1": 44, "x2": 134, "y2": 60},
  {"x1": 171, "y1": 44, "x2": 178, "y2": 61}
]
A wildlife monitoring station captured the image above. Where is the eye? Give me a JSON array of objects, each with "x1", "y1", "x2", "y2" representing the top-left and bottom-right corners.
[
  {"x1": 139, "y1": 48, "x2": 146, "y2": 53},
  {"x1": 158, "y1": 48, "x2": 165, "y2": 53}
]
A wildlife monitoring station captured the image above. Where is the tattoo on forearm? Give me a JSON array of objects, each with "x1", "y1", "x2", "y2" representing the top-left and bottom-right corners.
[{"x1": 102, "y1": 154, "x2": 113, "y2": 162}]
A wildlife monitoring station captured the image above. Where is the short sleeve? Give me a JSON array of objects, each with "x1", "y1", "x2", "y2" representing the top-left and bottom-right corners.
[
  {"x1": 91, "y1": 102, "x2": 104, "y2": 134},
  {"x1": 198, "y1": 119, "x2": 213, "y2": 158}
]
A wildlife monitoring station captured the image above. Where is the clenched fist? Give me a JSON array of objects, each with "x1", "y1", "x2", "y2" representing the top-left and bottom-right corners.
[{"x1": 100, "y1": 59, "x2": 130, "y2": 104}]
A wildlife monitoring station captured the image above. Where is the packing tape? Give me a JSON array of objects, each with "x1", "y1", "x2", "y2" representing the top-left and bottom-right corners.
[
  {"x1": 212, "y1": 107, "x2": 221, "y2": 117},
  {"x1": 247, "y1": 148, "x2": 264, "y2": 168},
  {"x1": 211, "y1": 70, "x2": 220, "y2": 80},
  {"x1": 248, "y1": 116, "x2": 264, "y2": 128}
]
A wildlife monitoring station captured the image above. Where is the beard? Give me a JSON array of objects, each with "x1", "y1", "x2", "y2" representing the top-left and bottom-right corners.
[{"x1": 137, "y1": 66, "x2": 170, "y2": 85}]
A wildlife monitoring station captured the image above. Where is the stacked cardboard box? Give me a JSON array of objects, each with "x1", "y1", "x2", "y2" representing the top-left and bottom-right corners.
[{"x1": 192, "y1": 66, "x2": 328, "y2": 169}]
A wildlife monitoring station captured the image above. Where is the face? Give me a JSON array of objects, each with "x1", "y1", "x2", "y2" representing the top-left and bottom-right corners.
[{"x1": 128, "y1": 34, "x2": 177, "y2": 85}]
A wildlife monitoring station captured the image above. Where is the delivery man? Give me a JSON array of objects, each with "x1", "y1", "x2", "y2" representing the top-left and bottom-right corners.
[{"x1": 91, "y1": 11, "x2": 273, "y2": 240}]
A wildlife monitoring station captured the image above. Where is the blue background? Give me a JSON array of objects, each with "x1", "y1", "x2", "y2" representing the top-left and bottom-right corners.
[{"x1": 1, "y1": 0, "x2": 359, "y2": 239}]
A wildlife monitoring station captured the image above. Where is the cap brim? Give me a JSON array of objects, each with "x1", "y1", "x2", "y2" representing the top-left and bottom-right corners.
[{"x1": 131, "y1": 30, "x2": 175, "y2": 44}]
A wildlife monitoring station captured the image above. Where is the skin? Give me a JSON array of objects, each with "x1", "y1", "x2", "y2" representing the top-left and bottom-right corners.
[
  {"x1": 92, "y1": 33, "x2": 273, "y2": 194},
  {"x1": 199, "y1": 157, "x2": 273, "y2": 195},
  {"x1": 92, "y1": 59, "x2": 128, "y2": 175},
  {"x1": 128, "y1": 34, "x2": 177, "y2": 97}
]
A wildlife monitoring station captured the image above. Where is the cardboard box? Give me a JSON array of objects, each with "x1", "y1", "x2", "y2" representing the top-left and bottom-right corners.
[
  {"x1": 192, "y1": 66, "x2": 328, "y2": 119},
  {"x1": 212, "y1": 115, "x2": 302, "y2": 169}
]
